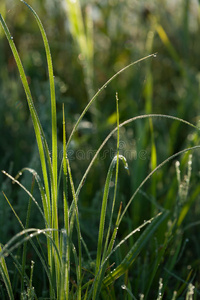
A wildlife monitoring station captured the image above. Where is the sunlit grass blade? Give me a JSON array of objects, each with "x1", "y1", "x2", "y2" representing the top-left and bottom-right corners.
[
  {"x1": 19, "y1": 4, "x2": 60, "y2": 292},
  {"x1": 0, "y1": 244, "x2": 14, "y2": 300},
  {"x1": 21, "y1": 0, "x2": 58, "y2": 233}
]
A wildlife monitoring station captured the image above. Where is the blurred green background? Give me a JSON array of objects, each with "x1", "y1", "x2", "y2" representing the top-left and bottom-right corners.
[{"x1": 0, "y1": 0, "x2": 200, "y2": 297}]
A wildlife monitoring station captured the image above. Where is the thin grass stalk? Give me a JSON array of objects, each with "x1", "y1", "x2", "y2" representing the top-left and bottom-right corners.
[
  {"x1": 98, "y1": 92, "x2": 121, "y2": 284},
  {"x1": 93, "y1": 152, "x2": 127, "y2": 299},
  {"x1": 67, "y1": 158, "x2": 82, "y2": 299},
  {"x1": 65, "y1": 54, "x2": 156, "y2": 151},
  {"x1": 102, "y1": 92, "x2": 120, "y2": 256},
  {"x1": 62, "y1": 104, "x2": 70, "y2": 299},
  {"x1": 144, "y1": 29, "x2": 157, "y2": 215},
  {"x1": 2, "y1": 171, "x2": 47, "y2": 226},
  {"x1": 21, "y1": 176, "x2": 35, "y2": 295}
]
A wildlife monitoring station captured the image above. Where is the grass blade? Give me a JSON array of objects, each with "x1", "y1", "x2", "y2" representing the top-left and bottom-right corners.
[
  {"x1": 0, "y1": 245, "x2": 14, "y2": 300},
  {"x1": 103, "y1": 211, "x2": 169, "y2": 287},
  {"x1": 0, "y1": 14, "x2": 51, "y2": 225}
]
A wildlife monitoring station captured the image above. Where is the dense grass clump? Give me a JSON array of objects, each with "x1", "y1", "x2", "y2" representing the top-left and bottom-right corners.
[{"x1": 0, "y1": 1, "x2": 200, "y2": 299}]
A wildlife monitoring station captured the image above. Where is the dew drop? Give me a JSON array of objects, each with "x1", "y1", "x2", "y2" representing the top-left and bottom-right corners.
[
  {"x1": 121, "y1": 284, "x2": 126, "y2": 290},
  {"x1": 10, "y1": 36, "x2": 13, "y2": 40},
  {"x1": 153, "y1": 53, "x2": 157, "y2": 58}
]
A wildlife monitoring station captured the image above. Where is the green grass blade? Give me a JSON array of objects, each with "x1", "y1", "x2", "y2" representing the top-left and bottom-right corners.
[
  {"x1": 21, "y1": 175, "x2": 35, "y2": 295},
  {"x1": 0, "y1": 244, "x2": 14, "y2": 300},
  {"x1": 103, "y1": 211, "x2": 169, "y2": 287},
  {"x1": 102, "y1": 92, "x2": 120, "y2": 258},
  {"x1": 67, "y1": 158, "x2": 82, "y2": 299},
  {"x1": 21, "y1": 0, "x2": 58, "y2": 230},
  {"x1": 62, "y1": 105, "x2": 70, "y2": 299},
  {"x1": 93, "y1": 154, "x2": 128, "y2": 299},
  {"x1": 0, "y1": 14, "x2": 51, "y2": 224}
]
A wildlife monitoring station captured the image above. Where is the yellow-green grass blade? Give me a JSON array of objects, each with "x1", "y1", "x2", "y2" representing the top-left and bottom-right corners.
[
  {"x1": 0, "y1": 244, "x2": 14, "y2": 300},
  {"x1": 20, "y1": 7, "x2": 59, "y2": 288},
  {"x1": 21, "y1": 0, "x2": 58, "y2": 233},
  {"x1": 65, "y1": 0, "x2": 94, "y2": 98}
]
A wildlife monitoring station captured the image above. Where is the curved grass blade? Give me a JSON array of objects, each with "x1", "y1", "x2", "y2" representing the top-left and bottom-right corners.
[
  {"x1": 118, "y1": 145, "x2": 200, "y2": 226},
  {"x1": 76, "y1": 114, "x2": 199, "y2": 197},
  {"x1": 0, "y1": 229, "x2": 61, "y2": 262},
  {"x1": 15, "y1": 167, "x2": 50, "y2": 226},
  {"x1": 66, "y1": 53, "x2": 156, "y2": 151},
  {"x1": 2, "y1": 171, "x2": 47, "y2": 226}
]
